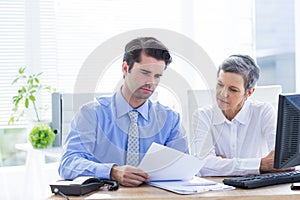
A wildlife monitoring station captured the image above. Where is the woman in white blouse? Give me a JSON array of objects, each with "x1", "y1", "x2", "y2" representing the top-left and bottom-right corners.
[{"x1": 192, "y1": 55, "x2": 293, "y2": 176}]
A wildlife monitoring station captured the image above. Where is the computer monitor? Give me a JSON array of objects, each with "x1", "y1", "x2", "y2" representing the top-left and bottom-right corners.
[
  {"x1": 274, "y1": 93, "x2": 300, "y2": 168},
  {"x1": 51, "y1": 92, "x2": 111, "y2": 147}
]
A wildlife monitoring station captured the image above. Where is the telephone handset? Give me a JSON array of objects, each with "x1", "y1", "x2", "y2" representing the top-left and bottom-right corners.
[{"x1": 50, "y1": 176, "x2": 119, "y2": 197}]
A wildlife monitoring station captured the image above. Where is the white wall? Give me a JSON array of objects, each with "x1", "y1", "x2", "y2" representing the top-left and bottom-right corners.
[{"x1": 192, "y1": 0, "x2": 255, "y2": 66}]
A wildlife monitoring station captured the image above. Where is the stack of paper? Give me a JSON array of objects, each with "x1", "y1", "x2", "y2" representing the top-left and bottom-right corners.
[
  {"x1": 138, "y1": 143, "x2": 204, "y2": 181},
  {"x1": 138, "y1": 143, "x2": 235, "y2": 194},
  {"x1": 148, "y1": 176, "x2": 234, "y2": 194}
]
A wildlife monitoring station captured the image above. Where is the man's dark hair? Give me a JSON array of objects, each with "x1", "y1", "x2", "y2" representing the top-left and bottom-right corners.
[{"x1": 123, "y1": 37, "x2": 172, "y2": 71}]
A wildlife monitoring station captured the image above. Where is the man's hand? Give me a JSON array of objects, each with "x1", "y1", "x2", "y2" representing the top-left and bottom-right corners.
[
  {"x1": 110, "y1": 165, "x2": 150, "y2": 187},
  {"x1": 260, "y1": 150, "x2": 295, "y2": 173}
]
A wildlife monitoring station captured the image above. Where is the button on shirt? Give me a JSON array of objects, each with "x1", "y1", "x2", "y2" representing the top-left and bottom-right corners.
[
  {"x1": 59, "y1": 89, "x2": 188, "y2": 180},
  {"x1": 191, "y1": 100, "x2": 276, "y2": 176}
]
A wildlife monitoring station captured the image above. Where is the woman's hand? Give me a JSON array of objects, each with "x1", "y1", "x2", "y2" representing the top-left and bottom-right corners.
[{"x1": 260, "y1": 151, "x2": 295, "y2": 173}]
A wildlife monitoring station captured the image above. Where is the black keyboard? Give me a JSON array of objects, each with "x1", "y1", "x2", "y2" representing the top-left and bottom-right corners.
[{"x1": 223, "y1": 170, "x2": 300, "y2": 189}]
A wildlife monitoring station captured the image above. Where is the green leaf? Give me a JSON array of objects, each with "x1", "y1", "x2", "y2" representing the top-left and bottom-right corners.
[
  {"x1": 12, "y1": 77, "x2": 19, "y2": 84},
  {"x1": 29, "y1": 95, "x2": 35, "y2": 101},
  {"x1": 12, "y1": 95, "x2": 19, "y2": 101},
  {"x1": 22, "y1": 86, "x2": 26, "y2": 93},
  {"x1": 12, "y1": 106, "x2": 18, "y2": 112},
  {"x1": 8, "y1": 117, "x2": 14, "y2": 125},
  {"x1": 25, "y1": 98, "x2": 29, "y2": 108},
  {"x1": 34, "y1": 78, "x2": 40, "y2": 83},
  {"x1": 30, "y1": 89, "x2": 36, "y2": 94},
  {"x1": 14, "y1": 97, "x2": 22, "y2": 105},
  {"x1": 44, "y1": 86, "x2": 51, "y2": 91},
  {"x1": 19, "y1": 67, "x2": 26, "y2": 74}
]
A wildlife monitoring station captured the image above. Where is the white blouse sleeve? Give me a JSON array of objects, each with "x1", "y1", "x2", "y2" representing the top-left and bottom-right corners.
[{"x1": 191, "y1": 107, "x2": 261, "y2": 176}]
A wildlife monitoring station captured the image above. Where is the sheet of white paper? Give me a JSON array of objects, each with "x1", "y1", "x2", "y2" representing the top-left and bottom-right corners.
[
  {"x1": 148, "y1": 176, "x2": 235, "y2": 194},
  {"x1": 138, "y1": 143, "x2": 205, "y2": 181}
]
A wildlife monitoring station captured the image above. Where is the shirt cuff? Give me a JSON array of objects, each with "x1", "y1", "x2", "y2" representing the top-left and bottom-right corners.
[
  {"x1": 95, "y1": 163, "x2": 116, "y2": 179},
  {"x1": 239, "y1": 158, "x2": 261, "y2": 174}
]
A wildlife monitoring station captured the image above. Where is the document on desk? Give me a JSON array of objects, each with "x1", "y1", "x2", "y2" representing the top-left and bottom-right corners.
[
  {"x1": 138, "y1": 142, "x2": 205, "y2": 181},
  {"x1": 148, "y1": 176, "x2": 235, "y2": 194},
  {"x1": 138, "y1": 143, "x2": 235, "y2": 194}
]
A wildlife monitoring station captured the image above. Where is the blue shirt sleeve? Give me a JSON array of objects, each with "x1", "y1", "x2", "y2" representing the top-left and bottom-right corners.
[
  {"x1": 165, "y1": 111, "x2": 189, "y2": 154},
  {"x1": 58, "y1": 102, "x2": 116, "y2": 180}
]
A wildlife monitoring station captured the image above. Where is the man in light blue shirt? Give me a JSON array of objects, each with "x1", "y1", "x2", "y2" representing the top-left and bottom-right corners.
[{"x1": 59, "y1": 37, "x2": 188, "y2": 186}]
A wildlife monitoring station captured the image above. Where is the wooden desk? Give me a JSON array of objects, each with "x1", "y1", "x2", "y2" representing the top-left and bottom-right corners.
[{"x1": 48, "y1": 177, "x2": 300, "y2": 200}]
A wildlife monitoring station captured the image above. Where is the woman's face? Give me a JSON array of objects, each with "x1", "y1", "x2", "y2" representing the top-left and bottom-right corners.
[{"x1": 216, "y1": 70, "x2": 252, "y2": 118}]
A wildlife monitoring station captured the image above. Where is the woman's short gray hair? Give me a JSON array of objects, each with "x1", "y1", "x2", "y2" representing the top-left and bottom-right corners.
[{"x1": 217, "y1": 55, "x2": 260, "y2": 92}]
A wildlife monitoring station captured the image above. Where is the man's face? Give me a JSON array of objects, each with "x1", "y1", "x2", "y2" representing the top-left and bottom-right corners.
[{"x1": 122, "y1": 53, "x2": 165, "y2": 101}]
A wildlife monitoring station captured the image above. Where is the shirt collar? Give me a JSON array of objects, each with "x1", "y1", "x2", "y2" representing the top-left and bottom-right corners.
[
  {"x1": 212, "y1": 100, "x2": 250, "y2": 125},
  {"x1": 115, "y1": 88, "x2": 149, "y2": 120},
  {"x1": 234, "y1": 100, "x2": 250, "y2": 125}
]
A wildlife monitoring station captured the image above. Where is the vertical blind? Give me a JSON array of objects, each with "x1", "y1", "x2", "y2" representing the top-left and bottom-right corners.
[
  {"x1": 0, "y1": 0, "x2": 27, "y2": 127},
  {"x1": 0, "y1": 0, "x2": 56, "y2": 127},
  {"x1": 0, "y1": 0, "x2": 184, "y2": 127}
]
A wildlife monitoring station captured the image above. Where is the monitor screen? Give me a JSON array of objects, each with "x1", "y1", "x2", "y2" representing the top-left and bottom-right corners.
[{"x1": 274, "y1": 93, "x2": 300, "y2": 168}]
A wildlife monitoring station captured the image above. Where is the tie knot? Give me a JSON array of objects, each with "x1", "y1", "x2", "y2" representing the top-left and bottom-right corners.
[{"x1": 128, "y1": 110, "x2": 138, "y2": 123}]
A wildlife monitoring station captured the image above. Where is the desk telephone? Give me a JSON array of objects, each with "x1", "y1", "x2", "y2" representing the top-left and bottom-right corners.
[{"x1": 50, "y1": 176, "x2": 119, "y2": 197}]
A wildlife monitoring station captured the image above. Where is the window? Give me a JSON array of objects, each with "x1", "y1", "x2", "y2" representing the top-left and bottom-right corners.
[
  {"x1": 0, "y1": 0, "x2": 256, "y2": 167},
  {"x1": 0, "y1": 0, "x2": 56, "y2": 127},
  {"x1": 0, "y1": 0, "x2": 26, "y2": 127},
  {"x1": 0, "y1": 0, "x2": 197, "y2": 167}
]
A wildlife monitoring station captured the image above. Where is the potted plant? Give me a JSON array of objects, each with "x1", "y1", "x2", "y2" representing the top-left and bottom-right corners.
[
  {"x1": 9, "y1": 67, "x2": 56, "y2": 148},
  {"x1": 29, "y1": 124, "x2": 55, "y2": 148}
]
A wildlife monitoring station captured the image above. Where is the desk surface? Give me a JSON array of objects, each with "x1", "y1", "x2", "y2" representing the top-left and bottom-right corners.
[{"x1": 48, "y1": 177, "x2": 300, "y2": 200}]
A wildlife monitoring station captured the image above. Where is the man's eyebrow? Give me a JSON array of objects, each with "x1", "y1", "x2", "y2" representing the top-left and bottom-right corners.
[{"x1": 140, "y1": 68, "x2": 151, "y2": 73}]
